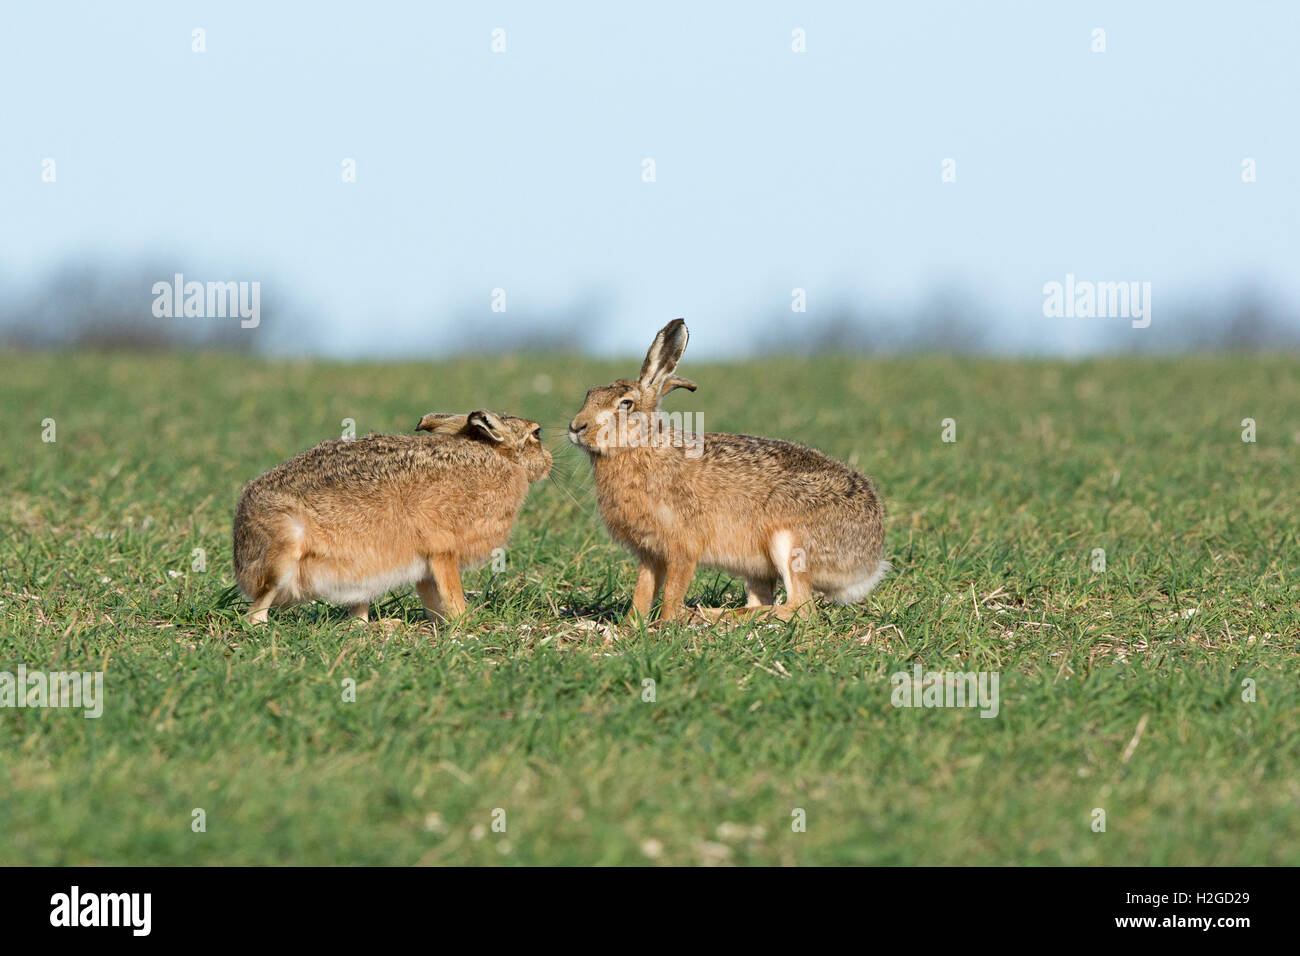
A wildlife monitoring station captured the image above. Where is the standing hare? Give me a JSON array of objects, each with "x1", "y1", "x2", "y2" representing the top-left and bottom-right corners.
[
  {"x1": 233, "y1": 410, "x2": 551, "y2": 624},
  {"x1": 567, "y1": 319, "x2": 887, "y2": 622}
]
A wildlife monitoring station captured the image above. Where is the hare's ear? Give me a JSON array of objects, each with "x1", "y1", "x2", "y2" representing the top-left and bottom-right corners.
[
  {"x1": 466, "y1": 409, "x2": 508, "y2": 443},
  {"x1": 415, "y1": 413, "x2": 466, "y2": 434},
  {"x1": 638, "y1": 318, "x2": 689, "y2": 391},
  {"x1": 660, "y1": 374, "x2": 697, "y2": 396}
]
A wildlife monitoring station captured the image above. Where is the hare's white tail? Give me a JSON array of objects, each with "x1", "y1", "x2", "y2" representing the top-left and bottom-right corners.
[{"x1": 825, "y1": 559, "x2": 892, "y2": 605}]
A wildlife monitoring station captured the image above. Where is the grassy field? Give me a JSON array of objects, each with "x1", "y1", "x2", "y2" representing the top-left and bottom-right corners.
[{"x1": 1, "y1": 349, "x2": 1297, "y2": 865}]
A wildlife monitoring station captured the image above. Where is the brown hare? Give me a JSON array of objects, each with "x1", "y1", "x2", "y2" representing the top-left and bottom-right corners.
[
  {"x1": 567, "y1": 319, "x2": 887, "y2": 623},
  {"x1": 233, "y1": 410, "x2": 551, "y2": 624}
]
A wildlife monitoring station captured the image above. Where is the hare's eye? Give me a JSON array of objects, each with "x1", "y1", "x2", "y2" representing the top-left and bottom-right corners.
[
  {"x1": 618, "y1": 398, "x2": 635, "y2": 411},
  {"x1": 532, "y1": 427, "x2": 542, "y2": 441}
]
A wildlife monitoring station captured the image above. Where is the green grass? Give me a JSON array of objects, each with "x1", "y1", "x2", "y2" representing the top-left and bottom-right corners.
[{"x1": 1, "y1": 349, "x2": 1297, "y2": 865}]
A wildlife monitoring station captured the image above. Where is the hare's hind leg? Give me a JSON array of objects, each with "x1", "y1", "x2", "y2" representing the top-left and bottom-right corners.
[
  {"x1": 692, "y1": 577, "x2": 783, "y2": 625},
  {"x1": 245, "y1": 521, "x2": 307, "y2": 624},
  {"x1": 696, "y1": 536, "x2": 813, "y2": 624},
  {"x1": 771, "y1": 531, "x2": 814, "y2": 619},
  {"x1": 780, "y1": 573, "x2": 813, "y2": 618}
]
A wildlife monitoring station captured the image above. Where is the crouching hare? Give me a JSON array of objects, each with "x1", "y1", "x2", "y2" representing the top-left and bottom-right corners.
[
  {"x1": 568, "y1": 319, "x2": 888, "y2": 623},
  {"x1": 233, "y1": 410, "x2": 551, "y2": 623}
]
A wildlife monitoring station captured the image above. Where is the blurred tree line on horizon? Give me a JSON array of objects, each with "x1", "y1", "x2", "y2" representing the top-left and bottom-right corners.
[{"x1": 2, "y1": 259, "x2": 1298, "y2": 359}]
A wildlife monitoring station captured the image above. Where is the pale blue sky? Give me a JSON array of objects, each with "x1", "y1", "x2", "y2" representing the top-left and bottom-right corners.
[{"x1": 3, "y1": 1, "x2": 1297, "y2": 356}]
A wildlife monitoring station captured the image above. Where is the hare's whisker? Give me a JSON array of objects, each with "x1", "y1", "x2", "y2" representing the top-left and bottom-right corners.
[{"x1": 547, "y1": 476, "x2": 599, "y2": 521}]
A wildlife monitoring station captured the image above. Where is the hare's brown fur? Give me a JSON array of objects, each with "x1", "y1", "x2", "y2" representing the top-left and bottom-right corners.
[
  {"x1": 233, "y1": 411, "x2": 550, "y2": 623},
  {"x1": 569, "y1": 320, "x2": 887, "y2": 622}
]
